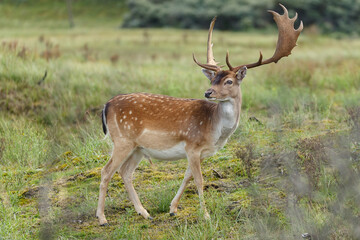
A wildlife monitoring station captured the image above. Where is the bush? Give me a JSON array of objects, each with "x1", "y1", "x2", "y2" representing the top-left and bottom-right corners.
[
  {"x1": 122, "y1": 0, "x2": 360, "y2": 34},
  {"x1": 122, "y1": 0, "x2": 273, "y2": 30}
]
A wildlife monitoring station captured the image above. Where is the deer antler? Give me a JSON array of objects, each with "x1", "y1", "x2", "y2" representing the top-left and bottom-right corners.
[
  {"x1": 228, "y1": 4, "x2": 303, "y2": 73},
  {"x1": 193, "y1": 17, "x2": 222, "y2": 72}
]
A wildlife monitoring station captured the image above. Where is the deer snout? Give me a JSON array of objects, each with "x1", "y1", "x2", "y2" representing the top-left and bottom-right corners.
[{"x1": 204, "y1": 89, "x2": 214, "y2": 98}]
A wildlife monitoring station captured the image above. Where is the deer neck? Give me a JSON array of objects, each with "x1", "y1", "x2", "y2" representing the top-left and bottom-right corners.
[{"x1": 212, "y1": 91, "x2": 242, "y2": 146}]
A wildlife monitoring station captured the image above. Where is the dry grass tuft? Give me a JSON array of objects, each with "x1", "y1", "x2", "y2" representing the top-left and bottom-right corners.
[
  {"x1": 296, "y1": 137, "x2": 327, "y2": 188},
  {"x1": 235, "y1": 144, "x2": 255, "y2": 179}
]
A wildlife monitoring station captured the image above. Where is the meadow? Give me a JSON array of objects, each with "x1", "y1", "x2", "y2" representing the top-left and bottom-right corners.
[{"x1": 1, "y1": 5, "x2": 360, "y2": 239}]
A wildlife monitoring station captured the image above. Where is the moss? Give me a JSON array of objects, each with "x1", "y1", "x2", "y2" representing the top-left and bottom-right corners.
[
  {"x1": 229, "y1": 189, "x2": 252, "y2": 209},
  {"x1": 18, "y1": 197, "x2": 31, "y2": 206},
  {"x1": 71, "y1": 157, "x2": 82, "y2": 165},
  {"x1": 48, "y1": 163, "x2": 69, "y2": 173},
  {"x1": 19, "y1": 186, "x2": 40, "y2": 199},
  {"x1": 63, "y1": 151, "x2": 72, "y2": 156},
  {"x1": 84, "y1": 167, "x2": 101, "y2": 178}
]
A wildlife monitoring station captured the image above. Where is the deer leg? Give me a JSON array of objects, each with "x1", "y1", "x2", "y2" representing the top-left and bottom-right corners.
[
  {"x1": 187, "y1": 150, "x2": 210, "y2": 220},
  {"x1": 119, "y1": 149, "x2": 152, "y2": 220},
  {"x1": 96, "y1": 140, "x2": 135, "y2": 226},
  {"x1": 169, "y1": 166, "x2": 192, "y2": 216}
]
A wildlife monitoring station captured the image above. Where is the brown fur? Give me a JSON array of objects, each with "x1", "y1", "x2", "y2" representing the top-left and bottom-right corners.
[
  {"x1": 106, "y1": 93, "x2": 217, "y2": 147},
  {"x1": 96, "y1": 69, "x2": 245, "y2": 225}
]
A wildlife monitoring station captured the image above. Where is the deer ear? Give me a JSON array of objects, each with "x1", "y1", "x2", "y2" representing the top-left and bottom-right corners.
[
  {"x1": 236, "y1": 66, "x2": 247, "y2": 83},
  {"x1": 202, "y1": 69, "x2": 215, "y2": 81}
]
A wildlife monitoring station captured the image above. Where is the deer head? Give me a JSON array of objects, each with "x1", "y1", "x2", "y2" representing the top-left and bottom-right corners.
[{"x1": 194, "y1": 4, "x2": 303, "y2": 101}]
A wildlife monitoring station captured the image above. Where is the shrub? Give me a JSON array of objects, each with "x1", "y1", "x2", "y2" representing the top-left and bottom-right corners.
[{"x1": 122, "y1": 0, "x2": 360, "y2": 34}]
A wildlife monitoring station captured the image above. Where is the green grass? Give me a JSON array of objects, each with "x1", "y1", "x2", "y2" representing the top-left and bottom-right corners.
[
  {"x1": 1, "y1": 2, "x2": 360, "y2": 239},
  {"x1": 0, "y1": 0, "x2": 126, "y2": 29}
]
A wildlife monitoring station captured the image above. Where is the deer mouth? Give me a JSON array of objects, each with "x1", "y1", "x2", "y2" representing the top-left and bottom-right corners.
[
  {"x1": 206, "y1": 97, "x2": 231, "y2": 102},
  {"x1": 206, "y1": 97, "x2": 217, "y2": 101}
]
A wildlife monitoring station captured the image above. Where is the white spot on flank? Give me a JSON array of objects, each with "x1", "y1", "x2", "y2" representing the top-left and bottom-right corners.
[
  {"x1": 128, "y1": 125, "x2": 131, "y2": 130},
  {"x1": 200, "y1": 121, "x2": 203, "y2": 125},
  {"x1": 129, "y1": 110, "x2": 132, "y2": 114},
  {"x1": 120, "y1": 119, "x2": 123, "y2": 123},
  {"x1": 140, "y1": 120, "x2": 143, "y2": 124},
  {"x1": 123, "y1": 115, "x2": 127, "y2": 119},
  {"x1": 135, "y1": 117, "x2": 138, "y2": 121}
]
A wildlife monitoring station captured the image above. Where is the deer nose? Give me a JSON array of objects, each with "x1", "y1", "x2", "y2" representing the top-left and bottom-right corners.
[{"x1": 204, "y1": 89, "x2": 214, "y2": 98}]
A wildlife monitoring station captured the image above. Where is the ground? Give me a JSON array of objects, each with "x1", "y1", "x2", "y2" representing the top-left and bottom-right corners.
[{"x1": 0, "y1": 3, "x2": 360, "y2": 239}]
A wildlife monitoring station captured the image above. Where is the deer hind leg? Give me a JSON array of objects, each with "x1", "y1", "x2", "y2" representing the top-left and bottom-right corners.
[
  {"x1": 186, "y1": 149, "x2": 210, "y2": 220},
  {"x1": 96, "y1": 140, "x2": 135, "y2": 226},
  {"x1": 119, "y1": 148, "x2": 152, "y2": 219},
  {"x1": 169, "y1": 166, "x2": 192, "y2": 216}
]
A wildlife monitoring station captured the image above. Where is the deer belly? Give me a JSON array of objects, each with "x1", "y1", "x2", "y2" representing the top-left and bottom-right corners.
[{"x1": 140, "y1": 142, "x2": 186, "y2": 161}]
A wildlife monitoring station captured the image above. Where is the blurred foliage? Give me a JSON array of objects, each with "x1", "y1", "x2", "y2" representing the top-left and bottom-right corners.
[
  {"x1": 0, "y1": 0, "x2": 127, "y2": 28},
  {"x1": 122, "y1": 0, "x2": 360, "y2": 35}
]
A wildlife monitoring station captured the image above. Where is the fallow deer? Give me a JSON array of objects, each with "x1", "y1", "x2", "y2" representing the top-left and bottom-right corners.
[{"x1": 96, "y1": 4, "x2": 303, "y2": 226}]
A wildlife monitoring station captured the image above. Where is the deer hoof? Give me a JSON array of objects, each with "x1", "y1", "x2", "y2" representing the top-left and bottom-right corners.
[
  {"x1": 170, "y1": 212, "x2": 176, "y2": 217},
  {"x1": 148, "y1": 216, "x2": 153, "y2": 220},
  {"x1": 100, "y1": 222, "x2": 110, "y2": 227}
]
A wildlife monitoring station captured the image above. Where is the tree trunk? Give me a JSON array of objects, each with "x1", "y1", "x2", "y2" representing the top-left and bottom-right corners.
[{"x1": 66, "y1": 0, "x2": 75, "y2": 28}]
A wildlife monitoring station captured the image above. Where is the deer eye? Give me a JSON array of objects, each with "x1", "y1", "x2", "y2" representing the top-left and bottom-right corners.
[{"x1": 225, "y1": 80, "x2": 233, "y2": 85}]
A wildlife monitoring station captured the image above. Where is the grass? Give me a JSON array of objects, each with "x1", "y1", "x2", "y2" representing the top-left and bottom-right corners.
[{"x1": 1, "y1": 2, "x2": 360, "y2": 239}]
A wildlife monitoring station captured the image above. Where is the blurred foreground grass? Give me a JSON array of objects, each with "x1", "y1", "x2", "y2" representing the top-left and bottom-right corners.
[{"x1": 0, "y1": 12, "x2": 360, "y2": 239}]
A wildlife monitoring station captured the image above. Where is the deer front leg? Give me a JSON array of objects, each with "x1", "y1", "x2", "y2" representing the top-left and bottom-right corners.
[
  {"x1": 187, "y1": 149, "x2": 210, "y2": 220},
  {"x1": 96, "y1": 141, "x2": 135, "y2": 226},
  {"x1": 170, "y1": 166, "x2": 192, "y2": 216}
]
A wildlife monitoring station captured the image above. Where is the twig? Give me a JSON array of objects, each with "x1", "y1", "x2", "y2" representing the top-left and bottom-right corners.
[{"x1": 37, "y1": 70, "x2": 47, "y2": 85}]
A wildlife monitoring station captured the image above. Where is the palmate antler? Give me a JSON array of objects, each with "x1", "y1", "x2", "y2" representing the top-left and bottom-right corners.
[{"x1": 194, "y1": 4, "x2": 304, "y2": 73}]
